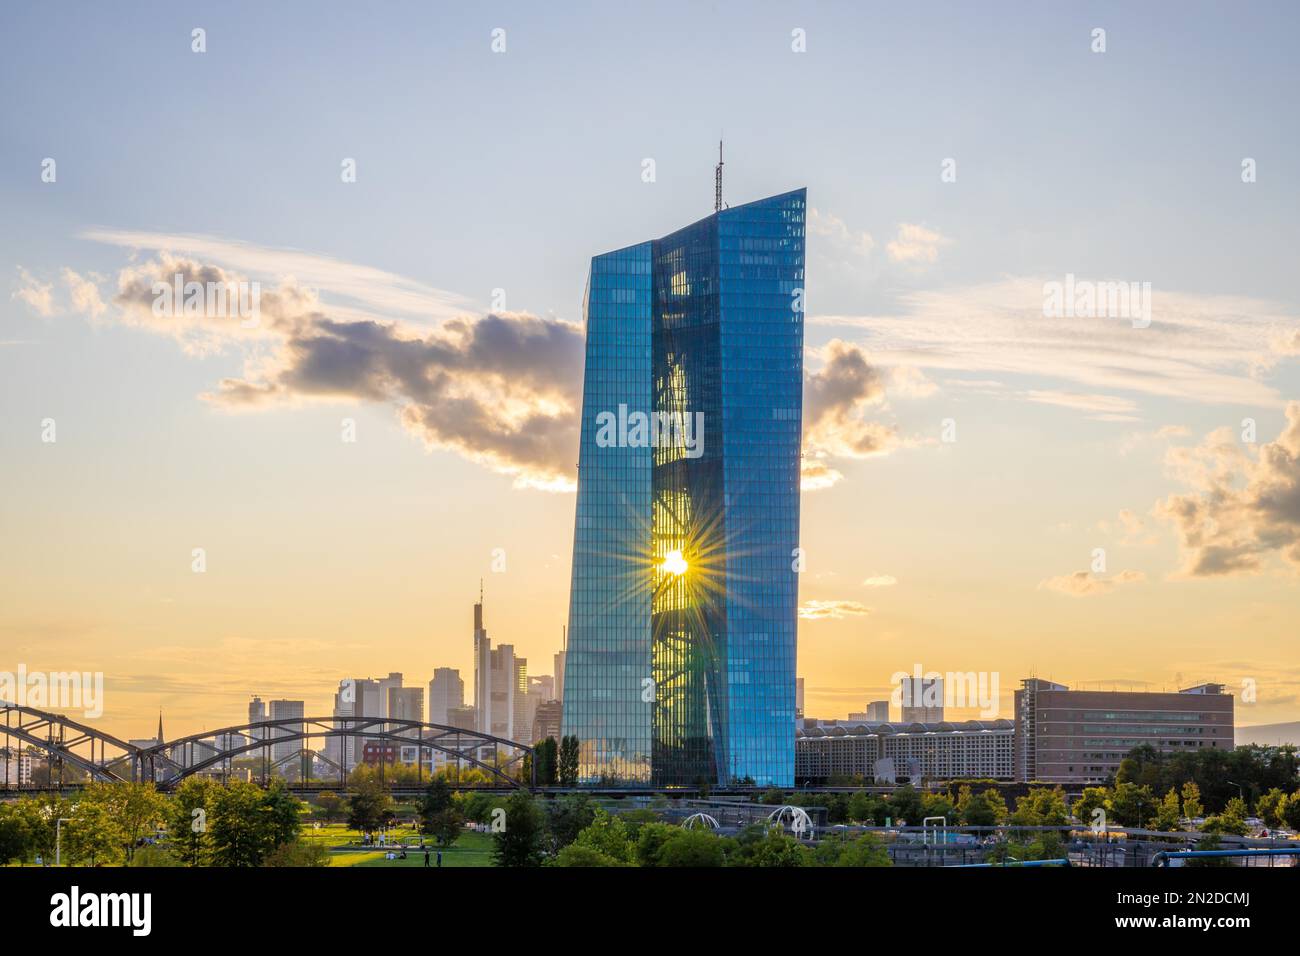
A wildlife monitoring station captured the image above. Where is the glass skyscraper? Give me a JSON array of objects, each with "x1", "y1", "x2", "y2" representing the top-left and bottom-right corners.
[{"x1": 562, "y1": 188, "x2": 806, "y2": 787}]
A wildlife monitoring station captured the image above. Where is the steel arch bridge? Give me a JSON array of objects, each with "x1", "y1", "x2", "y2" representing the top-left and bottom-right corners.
[{"x1": 1, "y1": 705, "x2": 533, "y2": 790}]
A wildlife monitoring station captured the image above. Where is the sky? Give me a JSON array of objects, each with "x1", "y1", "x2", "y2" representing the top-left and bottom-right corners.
[{"x1": 2, "y1": 1, "x2": 1299, "y2": 742}]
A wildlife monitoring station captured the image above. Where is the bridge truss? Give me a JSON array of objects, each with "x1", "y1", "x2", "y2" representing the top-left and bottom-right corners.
[{"x1": 1, "y1": 706, "x2": 533, "y2": 790}]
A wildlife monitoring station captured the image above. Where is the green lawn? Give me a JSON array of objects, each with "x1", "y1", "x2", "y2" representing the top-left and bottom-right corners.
[{"x1": 304, "y1": 822, "x2": 495, "y2": 867}]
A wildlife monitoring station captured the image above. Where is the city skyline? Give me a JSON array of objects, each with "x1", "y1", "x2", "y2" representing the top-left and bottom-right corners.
[{"x1": 3, "y1": 4, "x2": 1300, "y2": 745}]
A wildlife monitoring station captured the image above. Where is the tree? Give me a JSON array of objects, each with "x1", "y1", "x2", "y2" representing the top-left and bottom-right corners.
[
  {"x1": 65, "y1": 800, "x2": 125, "y2": 866},
  {"x1": 544, "y1": 794, "x2": 597, "y2": 856},
  {"x1": 13, "y1": 796, "x2": 67, "y2": 862},
  {"x1": 1181, "y1": 781, "x2": 1204, "y2": 821},
  {"x1": 737, "y1": 827, "x2": 811, "y2": 867},
  {"x1": 166, "y1": 776, "x2": 218, "y2": 866},
  {"x1": 571, "y1": 808, "x2": 634, "y2": 863},
  {"x1": 1109, "y1": 782, "x2": 1156, "y2": 828},
  {"x1": 209, "y1": 781, "x2": 272, "y2": 867},
  {"x1": 315, "y1": 791, "x2": 345, "y2": 824},
  {"x1": 553, "y1": 844, "x2": 626, "y2": 866},
  {"x1": 846, "y1": 791, "x2": 887, "y2": 825},
  {"x1": 960, "y1": 790, "x2": 1000, "y2": 827},
  {"x1": 263, "y1": 840, "x2": 330, "y2": 867},
  {"x1": 654, "y1": 828, "x2": 726, "y2": 867},
  {"x1": 558, "y1": 735, "x2": 580, "y2": 786},
  {"x1": 491, "y1": 791, "x2": 546, "y2": 867},
  {"x1": 1203, "y1": 796, "x2": 1249, "y2": 836},
  {"x1": 1281, "y1": 792, "x2": 1300, "y2": 831},
  {"x1": 534, "y1": 737, "x2": 558, "y2": 786},
  {"x1": 1255, "y1": 788, "x2": 1286, "y2": 829},
  {"x1": 261, "y1": 779, "x2": 304, "y2": 850},
  {"x1": 813, "y1": 832, "x2": 891, "y2": 867},
  {"x1": 78, "y1": 782, "x2": 166, "y2": 864},
  {"x1": 346, "y1": 776, "x2": 392, "y2": 839},
  {"x1": 1153, "y1": 788, "x2": 1182, "y2": 832},
  {"x1": 0, "y1": 808, "x2": 31, "y2": 865},
  {"x1": 417, "y1": 778, "x2": 463, "y2": 847},
  {"x1": 887, "y1": 786, "x2": 924, "y2": 826},
  {"x1": 1072, "y1": 787, "x2": 1110, "y2": 828}
]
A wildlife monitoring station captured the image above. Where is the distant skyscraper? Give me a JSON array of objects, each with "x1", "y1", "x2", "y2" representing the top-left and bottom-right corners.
[
  {"x1": 248, "y1": 696, "x2": 266, "y2": 742},
  {"x1": 473, "y1": 591, "x2": 491, "y2": 734},
  {"x1": 333, "y1": 677, "x2": 381, "y2": 767},
  {"x1": 553, "y1": 649, "x2": 566, "y2": 703},
  {"x1": 376, "y1": 672, "x2": 404, "y2": 719},
  {"x1": 796, "y1": 678, "x2": 805, "y2": 719},
  {"x1": 900, "y1": 677, "x2": 945, "y2": 723},
  {"x1": 388, "y1": 686, "x2": 423, "y2": 723},
  {"x1": 428, "y1": 667, "x2": 464, "y2": 726},
  {"x1": 561, "y1": 184, "x2": 807, "y2": 787},
  {"x1": 532, "y1": 699, "x2": 563, "y2": 744},
  {"x1": 866, "y1": 700, "x2": 890, "y2": 722},
  {"x1": 446, "y1": 705, "x2": 476, "y2": 732},
  {"x1": 268, "y1": 699, "x2": 305, "y2": 774}
]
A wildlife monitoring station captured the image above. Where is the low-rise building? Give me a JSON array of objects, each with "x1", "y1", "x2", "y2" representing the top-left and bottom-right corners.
[
  {"x1": 1014, "y1": 679, "x2": 1234, "y2": 784},
  {"x1": 796, "y1": 719, "x2": 1015, "y2": 783}
]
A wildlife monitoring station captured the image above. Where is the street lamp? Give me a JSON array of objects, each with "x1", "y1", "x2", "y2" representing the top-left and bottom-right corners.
[{"x1": 55, "y1": 817, "x2": 72, "y2": 866}]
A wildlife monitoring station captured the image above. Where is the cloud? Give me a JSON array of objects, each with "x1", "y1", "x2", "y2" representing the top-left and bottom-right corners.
[
  {"x1": 1022, "y1": 389, "x2": 1140, "y2": 421},
  {"x1": 12, "y1": 266, "x2": 54, "y2": 316},
  {"x1": 799, "y1": 599, "x2": 873, "y2": 620},
  {"x1": 886, "y1": 223, "x2": 950, "y2": 265},
  {"x1": 79, "y1": 250, "x2": 586, "y2": 491},
  {"x1": 1038, "y1": 569, "x2": 1146, "y2": 597},
  {"x1": 1152, "y1": 403, "x2": 1300, "y2": 576},
  {"x1": 860, "y1": 575, "x2": 897, "y2": 588},
  {"x1": 812, "y1": 278, "x2": 1300, "y2": 410},
  {"x1": 808, "y1": 207, "x2": 874, "y2": 259},
  {"x1": 61, "y1": 268, "x2": 106, "y2": 319},
  {"x1": 1099, "y1": 508, "x2": 1158, "y2": 547},
  {"x1": 80, "y1": 228, "x2": 476, "y2": 324},
  {"x1": 802, "y1": 340, "x2": 905, "y2": 489}
]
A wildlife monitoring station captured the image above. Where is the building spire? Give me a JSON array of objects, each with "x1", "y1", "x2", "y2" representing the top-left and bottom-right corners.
[
  {"x1": 714, "y1": 139, "x2": 724, "y2": 212},
  {"x1": 157, "y1": 710, "x2": 164, "y2": 745}
]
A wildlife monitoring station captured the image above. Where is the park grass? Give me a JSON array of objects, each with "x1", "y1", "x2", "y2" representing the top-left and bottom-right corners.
[{"x1": 309, "y1": 822, "x2": 495, "y2": 867}]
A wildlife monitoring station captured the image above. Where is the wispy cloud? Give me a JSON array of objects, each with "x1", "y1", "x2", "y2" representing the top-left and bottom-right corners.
[
  {"x1": 813, "y1": 278, "x2": 1299, "y2": 409},
  {"x1": 799, "y1": 599, "x2": 873, "y2": 620},
  {"x1": 80, "y1": 228, "x2": 477, "y2": 325},
  {"x1": 1038, "y1": 569, "x2": 1146, "y2": 597}
]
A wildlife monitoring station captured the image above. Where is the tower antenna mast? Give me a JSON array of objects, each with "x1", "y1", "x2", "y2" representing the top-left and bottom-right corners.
[{"x1": 714, "y1": 139, "x2": 724, "y2": 212}]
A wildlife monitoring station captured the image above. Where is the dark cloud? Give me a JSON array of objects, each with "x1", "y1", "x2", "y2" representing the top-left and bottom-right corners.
[{"x1": 1154, "y1": 403, "x2": 1300, "y2": 576}]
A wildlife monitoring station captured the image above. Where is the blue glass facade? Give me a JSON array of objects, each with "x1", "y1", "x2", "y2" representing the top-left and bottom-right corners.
[{"x1": 563, "y1": 189, "x2": 806, "y2": 786}]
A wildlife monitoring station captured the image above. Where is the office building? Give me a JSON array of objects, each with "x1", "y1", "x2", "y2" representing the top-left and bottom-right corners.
[
  {"x1": 900, "y1": 676, "x2": 945, "y2": 723},
  {"x1": 428, "y1": 667, "x2": 464, "y2": 726},
  {"x1": 0, "y1": 747, "x2": 32, "y2": 787},
  {"x1": 796, "y1": 719, "x2": 1015, "y2": 784},
  {"x1": 388, "y1": 686, "x2": 423, "y2": 724},
  {"x1": 561, "y1": 181, "x2": 807, "y2": 787},
  {"x1": 473, "y1": 595, "x2": 491, "y2": 734},
  {"x1": 1014, "y1": 679, "x2": 1235, "y2": 784},
  {"x1": 554, "y1": 650, "x2": 567, "y2": 702},
  {"x1": 248, "y1": 696, "x2": 266, "y2": 742},
  {"x1": 268, "y1": 699, "x2": 305, "y2": 774},
  {"x1": 866, "y1": 700, "x2": 890, "y2": 722},
  {"x1": 533, "y1": 699, "x2": 563, "y2": 744},
  {"x1": 332, "y1": 677, "x2": 381, "y2": 768}
]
